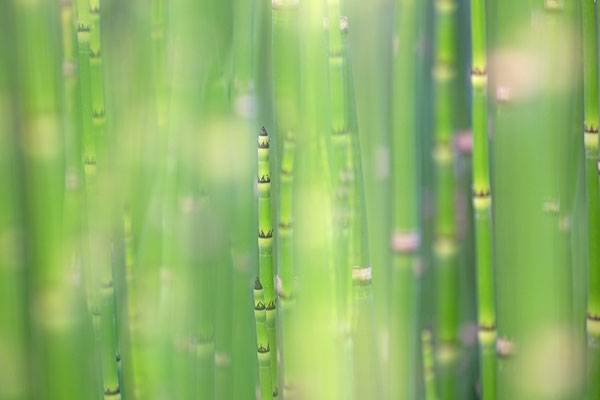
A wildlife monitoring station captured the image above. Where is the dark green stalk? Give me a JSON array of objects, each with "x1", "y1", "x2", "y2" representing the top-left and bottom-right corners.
[
  {"x1": 255, "y1": 278, "x2": 274, "y2": 400},
  {"x1": 390, "y1": 0, "x2": 421, "y2": 398},
  {"x1": 433, "y1": 0, "x2": 459, "y2": 397},
  {"x1": 258, "y1": 126, "x2": 278, "y2": 398},
  {"x1": 272, "y1": 0, "x2": 301, "y2": 394},
  {"x1": 583, "y1": 1, "x2": 600, "y2": 398},
  {"x1": 0, "y1": 4, "x2": 29, "y2": 398},
  {"x1": 470, "y1": 0, "x2": 496, "y2": 398}
]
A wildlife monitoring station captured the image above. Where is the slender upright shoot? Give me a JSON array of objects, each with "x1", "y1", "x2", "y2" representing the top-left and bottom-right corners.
[
  {"x1": 258, "y1": 126, "x2": 277, "y2": 398},
  {"x1": 583, "y1": 1, "x2": 600, "y2": 398},
  {"x1": 470, "y1": 0, "x2": 496, "y2": 397}
]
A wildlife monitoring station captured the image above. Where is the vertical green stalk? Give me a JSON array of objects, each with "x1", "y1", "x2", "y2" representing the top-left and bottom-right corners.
[
  {"x1": 433, "y1": 0, "x2": 459, "y2": 398},
  {"x1": 272, "y1": 0, "x2": 301, "y2": 394},
  {"x1": 292, "y1": 0, "x2": 340, "y2": 397},
  {"x1": 422, "y1": 329, "x2": 439, "y2": 400},
  {"x1": 76, "y1": 0, "x2": 120, "y2": 397},
  {"x1": 390, "y1": 0, "x2": 421, "y2": 398},
  {"x1": 255, "y1": 278, "x2": 274, "y2": 400},
  {"x1": 342, "y1": 17, "x2": 383, "y2": 400},
  {"x1": 470, "y1": 0, "x2": 496, "y2": 398},
  {"x1": 583, "y1": 1, "x2": 600, "y2": 398},
  {"x1": 89, "y1": 0, "x2": 106, "y2": 161},
  {"x1": 0, "y1": 3, "x2": 29, "y2": 398},
  {"x1": 231, "y1": 0, "x2": 258, "y2": 398},
  {"x1": 327, "y1": 6, "x2": 356, "y2": 399},
  {"x1": 492, "y1": 0, "x2": 581, "y2": 398},
  {"x1": 12, "y1": 0, "x2": 97, "y2": 398},
  {"x1": 258, "y1": 126, "x2": 277, "y2": 398},
  {"x1": 327, "y1": 0, "x2": 353, "y2": 331}
]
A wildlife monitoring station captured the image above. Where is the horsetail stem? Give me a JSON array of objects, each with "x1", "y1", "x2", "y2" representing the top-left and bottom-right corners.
[
  {"x1": 433, "y1": 0, "x2": 459, "y2": 397},
  {"x1": 255, "y1": 278, "x2": 274, "y2": 400},
  {"x1": 583, "y1": 1, "x2": 600, "y2": 398},
  {"x1": 470, "y1": 0, "x2": 497, "y2": 397},
  {"x1": 390, "y1": 0, "x2": 421, "y2": 397},
  {"x1": 272, "y1": 0, "x2": 301, "y2": 393},
  {"x1": 76, "y1": 0, "x2": 120, "y2": 397},
  {"x1": 258, "y1": 126, "x2": 278, "y2": 396},
  {"x1": 340, "y1": 16, "x2": 383, "y2": 399}
]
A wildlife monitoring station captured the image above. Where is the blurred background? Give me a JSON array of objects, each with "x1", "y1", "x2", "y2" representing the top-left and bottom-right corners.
[{"x1": 0, "y1": 0, "x2": 595, "y2": 399}]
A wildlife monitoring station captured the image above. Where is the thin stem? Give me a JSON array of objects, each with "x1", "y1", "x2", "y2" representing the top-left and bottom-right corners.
[
  {"x1": 272, "y1": 0, "x2": 301, "y2": 393},
  {"x1": 470, "y1": 0, "x2": 497, "y2": 398},
  {"x1": 341, "y1": 17, "x2": 382, "y2": 400},
  {"x1": 258, "y1": 126, "x2": 278, "y2": 397},
  {"x1": 390, "y1": 0, "x2": 421, "y2": 398},
  {"x1": 433, "y1": 0, "x2": 459, "y2": 397},
  {"x1": 255, "y1": 278, "x2": 274, "y2": 400},
  {"x1": 583, "y1": 0, "x2": 600, "y2": 398}
]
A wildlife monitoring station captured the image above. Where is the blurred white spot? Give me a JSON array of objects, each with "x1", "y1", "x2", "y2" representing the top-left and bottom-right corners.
[{"x1": 375, "y1": 146, "x2": 389, "y2": 179}]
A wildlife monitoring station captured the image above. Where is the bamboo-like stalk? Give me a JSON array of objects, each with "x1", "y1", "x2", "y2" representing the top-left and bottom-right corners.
[
  {"x1": 341, "y1": 17, "x2": 382, "y2": 400},
  {"x1": 583, "y1": 1, "x2": 600, "y2": 398},
  {"x1": 255, "y1": 278, "x2": 274, "y2": 400},
  {"x1": 389, "y1": 0, "x2": 421, "y2": 398},
  {"x1": 76, "y1": 0, "x2": 120, "y2": 397},
  {"x1": 89, "y1": 0, "x2": 106, "y2": 161},
  {"x1": 12, "y1": 0, "x2": 98, "y2": 397},
  {"x1": 433, "y1": 0, "x2": 459, "y2": 398},
  {"x1": 258, "y1": 126, "x2": 277, "y2": 398},
  {"x1": 469, "y1": 0, "x2": 496, "y2": 398},
  {"x1": 272, "y1": 0, "x2": 301, "y2": 395},
  {"x1": 327, "y1": 0, "x2": 351, "y2": 325},
  {"x1": 422, "y1": 329, "x2": 439, "y2": 400}
]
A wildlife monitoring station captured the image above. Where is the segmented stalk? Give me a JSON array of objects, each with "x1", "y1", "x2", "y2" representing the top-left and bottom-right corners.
[
  {"x1": 433, "y1": 0, "x2": 459, "y2": 398},
  {"x1": 258, "y1": 126, "x2": 277, "y2": 398},
  {"x1": 327, "y1": 0, "x2": 352, "y2": 325},
  {"x1": 390, "y1": 0, "x2": 421, "y2": 398},
  {"x1": 255, "y1": 278, "x2": 274, "y2": 400},
  {"x1": 272, "y1": 0, "x2": 301, "y2": 394},
  {"x1": 583, "y1": 1, "x2": 600, "y2": 398},
  {"x1": 470, "y1": 0, "x2": 496, "y2": 398},
  {"x1": 89, "y1": 0, "x2": 105, "y2": 161},
  {"x1": 422, "y1": 329, "x2": 439, "y2": 400},
  {"x1": 76, "y1": 0, "x2": 120, "y2": 397}
]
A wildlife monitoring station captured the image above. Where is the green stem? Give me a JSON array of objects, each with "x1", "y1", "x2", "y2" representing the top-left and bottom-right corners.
[
  {"x1": 272, "y1": 0, "x2": 301, "y2": 394},
  {"x1": 76, "y1": 0, "x2": 120, "y2": 397},
  {"x1": 0, "y1": 4, "x2": 29, "y2": 398},
  {"x1": 390, "y1": 0, "x2": 421, "y2": 398},
  {"x1": 255, "y1": 278, "x2": 274, "y2": 400},
  {"x1": 470, "y1": 0, "x2": 497, "y2": 398},
  {"x1": 258, "y1": 127, "x2": 278, "y2": 398},
  {"x1": 12, "y1": 0, "x2": 97, "y2": 397},
  {"x1": 433, "y1": 0, "x2": 459, "y2": 398},
  {"x1": 341, "y1": 17, "x2": 382, "y2": 400},
  {"x1": 583, "y1": 0, "x2": 600, "y2": 398},
  {"x1": 422, "y1": 329, "x2": 439, "y2": 400}
]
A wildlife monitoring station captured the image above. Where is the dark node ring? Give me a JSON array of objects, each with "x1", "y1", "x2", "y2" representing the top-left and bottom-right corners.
[{"x1": 258, "y1": 229, "x2": 273, "y2": 239}]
